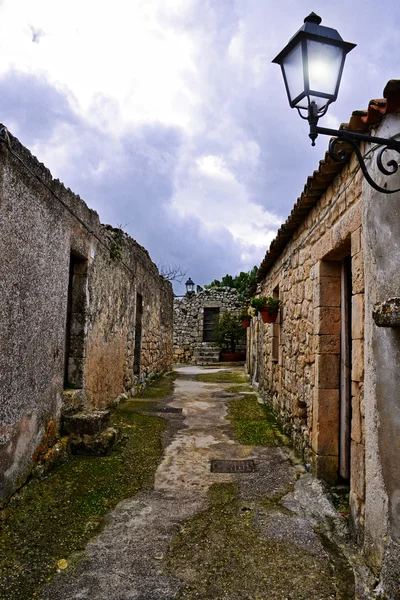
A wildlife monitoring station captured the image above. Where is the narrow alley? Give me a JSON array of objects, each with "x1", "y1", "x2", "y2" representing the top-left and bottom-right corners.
[{"x1": 33, "y1": 366, "x2": 371, "y2": 600}]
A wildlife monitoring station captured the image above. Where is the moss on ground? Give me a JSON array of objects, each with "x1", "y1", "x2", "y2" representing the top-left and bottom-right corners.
[
  {"x1": 166, "y1": 483, "x2": 346, "y2": 600},
  {"x1": 225, "y1": 385, "x2": 254, "y2": 394},
  {"x1": 196, "y1": 371, "x2": 247, "y2": 384},
  {"x1": 0, "y1": 403, "x2": 167, "y2": 600},
  {"x1": 135, "y1": 371, "x2": 177, "y2": 399},
  {"x1": 228, "y1": 396, "x2": 289, "y2": 446}
]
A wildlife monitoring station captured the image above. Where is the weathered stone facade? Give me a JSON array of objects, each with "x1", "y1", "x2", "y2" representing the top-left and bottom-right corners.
[
  {"x1": 247, "y1": 83, "x2": 400, "y2": 598},
  {"x1": 173, "y1": 287, "x2": 243, "y2": 363},
  {"x1": 0, "y1": 129, "x2": 173, "y2": 503}
]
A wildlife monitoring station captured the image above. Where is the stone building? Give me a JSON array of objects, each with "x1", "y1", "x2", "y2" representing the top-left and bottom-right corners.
[
  {"x1": 247, "y1": 81, "x2": 400, "y2": 596},
  {"x1": 0, "y1": 128, "x2": 173, "y2": 504},
  {"x1": 173, "y1": 287, "x2": 243, "y2": 363}
]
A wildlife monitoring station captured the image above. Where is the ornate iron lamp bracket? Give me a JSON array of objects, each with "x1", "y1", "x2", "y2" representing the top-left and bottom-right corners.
[{"x1": 308, "y1": 108, "x2": 400, "y2": 194}]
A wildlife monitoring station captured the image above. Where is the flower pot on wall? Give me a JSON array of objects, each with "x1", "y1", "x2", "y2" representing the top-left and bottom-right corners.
[
  {"x1": 241, "y1": 317, "x2": 251, "y2": 328},
  {"x1": 260, "y1": 309, "x2": 278, "y2": 324}
]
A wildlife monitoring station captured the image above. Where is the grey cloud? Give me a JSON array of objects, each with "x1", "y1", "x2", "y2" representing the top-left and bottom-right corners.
[{"x1": 2, "y1": 0, "x2": 400, "y2": 292}]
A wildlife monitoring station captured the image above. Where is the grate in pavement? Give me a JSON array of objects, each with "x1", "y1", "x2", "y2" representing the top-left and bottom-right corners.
[
  {"x1": 156, "y1": 407, "x2": 183, "y2": 414},
  {"x1": 210, "y1": 459, "x2": 256, "y2": 473}
]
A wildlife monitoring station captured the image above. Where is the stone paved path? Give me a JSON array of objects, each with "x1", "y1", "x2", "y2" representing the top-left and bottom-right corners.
[{"x1": 40, "y1": 366, "x2": 373, "y2": 600}]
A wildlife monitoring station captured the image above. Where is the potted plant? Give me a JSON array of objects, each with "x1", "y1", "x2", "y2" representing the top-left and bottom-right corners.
[
  {"x1": 213, "y1": 312, "x2": 246, "y2": 361},
  {"x1": 250, "y1": 296, "x2": 281, "y2": 324},
  {"x1": 239, "y1": 307, "x2": 251, "y2": 328}
]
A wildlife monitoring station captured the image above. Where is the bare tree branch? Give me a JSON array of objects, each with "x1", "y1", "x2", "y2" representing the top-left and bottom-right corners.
[{"x1": 158, "y1": 262, "x2": 188, "y2": 284}]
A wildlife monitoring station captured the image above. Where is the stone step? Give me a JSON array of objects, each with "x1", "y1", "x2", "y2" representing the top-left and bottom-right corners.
[
  {"x1": 63, "y1": 410, "x2": 110, "y2": 436},
  {"x1": 69, "y1": 427, "x2": 120, "y2": 456}
]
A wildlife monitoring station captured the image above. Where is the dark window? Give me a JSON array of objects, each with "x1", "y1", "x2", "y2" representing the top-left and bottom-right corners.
[{"x1": 203, "y1": 307, "x2": 220, "y2": 342}]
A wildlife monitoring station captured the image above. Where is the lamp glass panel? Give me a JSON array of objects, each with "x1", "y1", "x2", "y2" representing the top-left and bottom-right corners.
[
  {"x1": 281, "y1": 41, "x2": 304, "y2": 105},
  {"x1": 306, "y1": 39, "x2": 344, "y2": 104}
]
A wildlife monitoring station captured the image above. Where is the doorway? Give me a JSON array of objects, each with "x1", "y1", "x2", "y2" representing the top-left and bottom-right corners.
[
  {"x1": 134, "y1": 293, "x2": 143, "y2": 376},
  {"x1": 203, "y1": 307, "x2": 219, "y2": 342},
  {"x1": 339, "y1": 256, "x2": 352, "y2": 480},
  {"x1": 64, "y1": 253, "x2": 88, "y2": 389}
]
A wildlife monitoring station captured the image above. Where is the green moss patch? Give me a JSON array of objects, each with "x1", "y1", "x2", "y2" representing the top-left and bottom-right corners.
[
  {"x1": 166, "y1": 483, "x2": 346, "y2": 600},
  {"x1": 196, "y1": 371, "x2": 247, "y2": 384},
  {"x1": 0, "y1": 409, "x2": 166, "y2": 600},
  {"x1": 228, "y1": 396, "x2": 289, "y2": 446},
  {"x1": 135, "y1": 371, "x2": 177, "y2": 399},
  {"x1": 225, "y1": 385, "x2": 254, "y2": 394}
]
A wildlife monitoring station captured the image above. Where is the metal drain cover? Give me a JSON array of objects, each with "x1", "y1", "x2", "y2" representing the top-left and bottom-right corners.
[
  {"x1": 156, "y1": 407, "x2": 183, "y2": 414},
  {"x1": 211, "y1": 459, "x2": 256, "y2": 473}
]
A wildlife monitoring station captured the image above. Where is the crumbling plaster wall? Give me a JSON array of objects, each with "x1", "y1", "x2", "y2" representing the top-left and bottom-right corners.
[
  {"x1": 0, "y1": 131, "x2": 173, "y2": 504},
  {"x1": 362, "y1": 114, "x2": 400, "y2": 597},
  {"x1": 173, "y1": 287, "x2": 243, "y2": 363}
]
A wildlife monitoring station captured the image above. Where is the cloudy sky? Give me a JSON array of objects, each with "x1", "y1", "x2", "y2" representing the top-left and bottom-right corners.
[{"x1": 1, "y1": 0, "x2": 399, "y2": 292}]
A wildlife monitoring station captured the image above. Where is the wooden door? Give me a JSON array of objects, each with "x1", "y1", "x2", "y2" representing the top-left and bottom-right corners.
[{"x1": 203, "y1": 308, "x2": 219, "y2": 342}]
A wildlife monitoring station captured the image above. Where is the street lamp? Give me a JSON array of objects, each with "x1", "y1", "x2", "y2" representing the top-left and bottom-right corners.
[
  {"x1": 185, "y1": 277, "x2": 195, "y2": 294},
  {"x1": 273, "y1": 13, "x2": 400, "y2": 194}
]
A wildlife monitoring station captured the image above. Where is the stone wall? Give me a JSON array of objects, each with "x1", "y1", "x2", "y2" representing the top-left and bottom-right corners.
[
  {"x1": 0, "y1": 129, "x2": 173, "y2": 503},
  {"x1": 248, "y1": 149, "x2": 365, "y2": 535},
  {"x1": 248, "y1": 108, "x2": 400, "y2": 597},
  {"x1": 173, "y1": 287, "x2": 243, "y2": 363}
]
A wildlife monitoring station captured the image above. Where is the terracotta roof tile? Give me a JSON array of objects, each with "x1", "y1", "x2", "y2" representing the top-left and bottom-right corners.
[{"x1": 257, "y1": 80, "x2": 400, "y2": 282}]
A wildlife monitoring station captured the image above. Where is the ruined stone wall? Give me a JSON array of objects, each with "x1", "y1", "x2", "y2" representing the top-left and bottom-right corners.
[
  {"x1": 84, "y1": 232, "x2": 173, "y2": 408},
  {"x1": 173, "y1": 287, "x2": 243, "y2": 363},
  {"x1": 248, "y1": 151, "x2": 365, "y2": 537},
  {"x1": 0, "y1": 130, "x2": 173, "y2": 503}
]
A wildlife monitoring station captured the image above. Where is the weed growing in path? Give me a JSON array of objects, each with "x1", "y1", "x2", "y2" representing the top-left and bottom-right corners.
[
  {"x1": 228, "y1": 395, "x2": 289, "y2": 446},
  {"x1": 196, "y1": 370, "x2": 247, "y2": 384},
  {"x1": 136, "y1": 371, "x2": 177, "y2": 399}
]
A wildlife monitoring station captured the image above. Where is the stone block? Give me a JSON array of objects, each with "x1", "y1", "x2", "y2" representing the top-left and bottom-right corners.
[
  {"x1": 312, "y1": 388, "x2": 339, "y2": 455},
  {"x1": 331, "y1": 201, "x2": 361, "y2": 248},
  {"x1": 63, "y1": 410, "x2": 110, "y2": 436},
  {"x1": 315, "y1": 354, "x2": 340, "y2": 388},
  {"x1": 352, "y1": 251, "x2": 364, "y2": 294},
  {"x1": 314, "y1": 231, "x2": 333, "y2": 262},
  {"x1": 314, "y1": 307, "x2": 341, "y2": 335},
  {"x1": 314, "y1": 276, "x2": 341, "y2": 308},
  {"x1": 314, "y1": 260, "x2": 341, "y2": 278},
  {"x1": 351, "y1": 382, "x2": 364, "y2": 444},
  {"x1": 315, "y1": 334, "x2": 340, "y2": 355},
  {"x1": 311, "y1": 452, "x2": 338, "y2": 484},
  {"x1": 352, "y1": 339, "x2": 364, "y2": 382},
  {"x1": 304, "y1": 279, "x2": 313, "y2": 301},
  {"x1": 351, "y1": 227, "x2": 361, "y2": 256},
  {"x1": 352, "y1": 294, "x2": 365, "y2": 340},
  {"x1": 350, "y1": 440, "x2": 365, "y2": 500},
  {"x1": 69, "y1": 427, "x2": 120, "y2": 456}
]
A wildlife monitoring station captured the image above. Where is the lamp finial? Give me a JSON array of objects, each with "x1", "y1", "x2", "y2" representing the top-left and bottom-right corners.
[{"x1": 304, "y1": 13, "x2": 322, "y2": 25}]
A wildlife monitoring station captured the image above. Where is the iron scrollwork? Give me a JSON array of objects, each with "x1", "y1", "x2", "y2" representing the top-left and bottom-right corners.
[
  {"x1": 327, "y1": 137, "x2": 400, "y2": 194},
  {"x1": 328, "y1": 137, "x2": 400, "y2": 195},
  {"x1": 307, "y1": 107, "x2": 400, "y2": 195}
]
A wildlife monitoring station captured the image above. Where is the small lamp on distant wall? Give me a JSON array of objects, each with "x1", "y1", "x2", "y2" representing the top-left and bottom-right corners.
[
  {"x1": 185, "y1": 277, "x2": 195, "y2": 294},
  {"x1": 272, "y1": 13, "x2": 400, "y2": 194}
]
